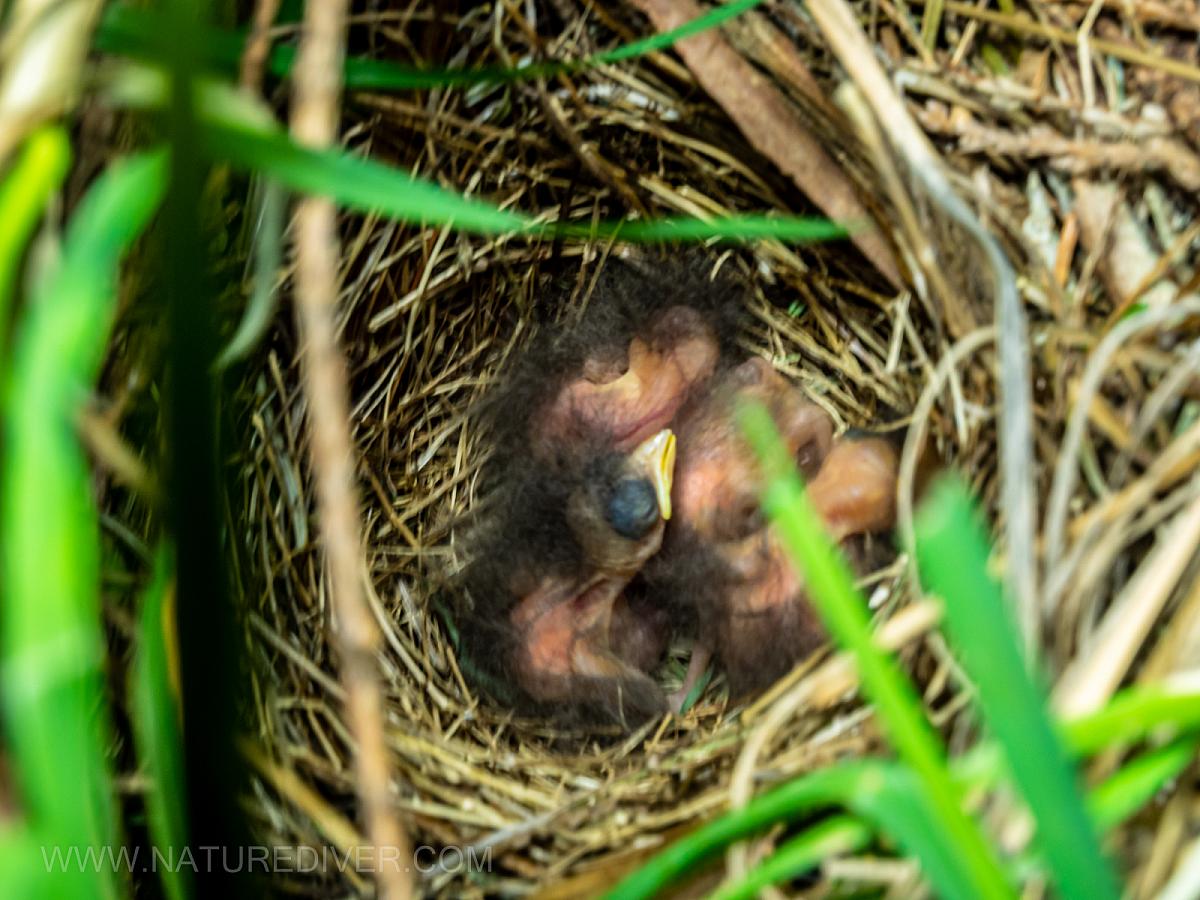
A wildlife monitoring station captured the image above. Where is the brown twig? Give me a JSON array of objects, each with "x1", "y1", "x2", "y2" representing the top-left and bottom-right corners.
[
  {"x1": 1042, "y1": 301, "x2": 1200, "y2": 608},
  {"x1": 837, "y1": 83, "x2": 953, "y2": 339},
  {"x1": 624, "y1": 0, "x2": 904, "y2": 291},
  {"x1": 1073, "y1": 180, "x2": 1199, "y2": 320},
  {"x1": 289, "y1": 1, "x2": 412, "y2": 898},
  {"x1": 77, "y1": 405, "x2": 157, "y2": 500},
  {"x1": 1053, "y1": 488, "x2": 1200, "y2": 716},
  {"x1": 239, "y1": 0, "x2": 283, "y2": 95},
  {"x1": 1061, "y1": 0, "x2": 1200, "y2": 31},
  {"x1": 936, "y1": 122, "x2": 1200, "y2": 194}
]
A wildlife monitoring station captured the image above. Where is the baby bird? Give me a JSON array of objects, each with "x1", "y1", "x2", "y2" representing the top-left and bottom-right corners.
[
  {"x1": 708, "y1": 435, "x2": 899, "y2": 697},
  {"x1": 460, "y1": 428, "x2": 678, "y2": 724},
  {"x1": 459, "y1": 258, "x2": 742, "y2": 724},
  {"x1": 529, "y1": 304, "x2": 722, "y2": 463},
  {"x1": 654, "y1": 359, "x2": 899, "y2": 703},
  {"x1": 672, "y1": 357, "x2": 833, "y2": 540},
  {"x1": 504, "y1": 429, "x2": 678, "y2": 723},
  {"x1": 458, "y1": 255, "x2": 899, "y2": 726}
]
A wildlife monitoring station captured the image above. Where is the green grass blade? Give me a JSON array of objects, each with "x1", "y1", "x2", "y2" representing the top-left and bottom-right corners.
[
  {"x1": 734, "y1": 800, "x2": 964, "y2": 900},
  {"x1": 593, "y1": 0, "x2": 765, "y2": 63},
  {"x1": 616, "y1": 677, "x2": 1200, "y2": 898},
  {"x1": 207, "y1": 119, "x2": 842, "y2": 242},
  {"x1": 1088, "y1": 736, "x2": 1198, "y2": 830},
  {"x1": 675, "y1": 665, "x2": 712, "y2": 715},
  {"x1": 215, "y1": 178, "x2": 285, "y2": 369},
  {"x1": 709, "y1": 815, "x2": 870, "y2": 900},
  {"x1": 605, "y1": 759, "x2": 986, "y2": 900},
  {"x1": 0, "y1": 127, "x2": 71, "y2": 353},
  {"x1": 604, "y1": 216, "x2": 851, "y2": 243},
  {"x1": 604, "y1": 763, "x2": 871, "y2": 899},
  {"x1": 1006, "y1": 737, "x2": 1200, "y2": 881},
  {"x1": 0, "y1": 825, "x2": 41, "y2": 899},
  {"x1": 108, "y1": 64, "x2": 849, "y2": 245},
  {"x1": 97, "y1": 5, "x2": 527, "y2": 89},
  {"x1": 131, "y1": 548, "x2": 191, "y2": 900},
  {"x1": 737, "y1": 403, "x2": 1012, "y2": 900},
  {"x1": 1063, "y1": 685, "x2": 1200, "y2": 754},
  {"x1": 204, "y1": 117, "x2": 845, "y2": 243},
  {"x1": 98, "y1": 0, "x2": 769, "y2": 91},
  {"x1": 914, "y1": 477, "x2": 1120, "y2": 900},
  {"x1": 952, "y1": 685, "x2": 1200, "y2": 783},
  {"x1": 953, "y1": 685, "x2": 1200, "y2": 802},
  {"x1": 1, "y1": 149, "x2": 166, "y2": 899},
  {"x1": 203, "y1": 118, "x2": 530, "y2": 233},
  {"x1": 713, "y1": 733, "x2": 1196, "y2": 900},
  {"x1": 611, "y1": 670, "x2": 1199, "y2": 898}
]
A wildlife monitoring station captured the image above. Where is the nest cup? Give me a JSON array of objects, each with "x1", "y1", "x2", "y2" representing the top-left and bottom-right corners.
[
  {"x1": 229, "y1": 8, "x2": 1067, "y2": 897},
  {"x1": 239, "y1": 270, "x2": 923, "y2": 894},
  {"x1": 236, "y1": 139, "x2": 942, "y2": 899}
]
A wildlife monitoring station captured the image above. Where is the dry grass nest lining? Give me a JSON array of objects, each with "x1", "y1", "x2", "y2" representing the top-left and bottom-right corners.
[{"x1": 220, "y1": 2, "x2": 1200, "y2": 895}]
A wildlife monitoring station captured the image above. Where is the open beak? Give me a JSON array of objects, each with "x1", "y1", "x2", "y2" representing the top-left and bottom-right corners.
[{"x1": 627, "y1": 428, "x2": 676, "y2": 521}]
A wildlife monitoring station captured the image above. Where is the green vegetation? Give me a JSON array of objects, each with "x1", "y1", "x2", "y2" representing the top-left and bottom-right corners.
[
  {"x1": 1, "y1": 149, "x2": 166, "y2": 899},
  {"x1": 0, "y1": 4, "x2": 839, "y2": 896},
  {"x1": 606, "y1": 409, "x2": 1196, "y2": 898},
  {"x1": 1, "y1": 2, "x2": 1195, "y2": 898}
]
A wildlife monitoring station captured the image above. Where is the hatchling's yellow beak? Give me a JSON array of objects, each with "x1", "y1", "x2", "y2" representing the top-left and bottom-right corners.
[{"x1": 627, "y1": 428, "x2": 676, "y2": 521}]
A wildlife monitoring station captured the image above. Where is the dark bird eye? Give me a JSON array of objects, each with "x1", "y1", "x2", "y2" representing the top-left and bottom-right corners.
[{"x1": 605, "y1": 478, "x2": 659, "y2": 539}]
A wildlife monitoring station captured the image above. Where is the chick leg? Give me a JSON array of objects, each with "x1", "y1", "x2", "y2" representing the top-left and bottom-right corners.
[
  {"x1": 569, "y1": 637, "x2": 668, "y2": 724},
  {"x1": 511, "y1": 575, "x2": 667, "y2": 722},
  {"x1": 667, "y1": 639, "x2": 713, "y2": 714}
]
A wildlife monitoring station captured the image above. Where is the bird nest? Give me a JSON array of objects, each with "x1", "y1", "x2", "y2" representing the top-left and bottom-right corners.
[{"x1": 121, "y1": 1, "x2": 1200, "y2": 896}]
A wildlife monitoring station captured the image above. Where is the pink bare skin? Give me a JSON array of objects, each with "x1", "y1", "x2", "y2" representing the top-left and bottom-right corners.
[
  {"x1": 533, "y1": 306, "x2": 720, "y2": 458},
  {"x1": 510, "y1": 571, "x2": 665, "y2": 717},
  {"x1": 513, "y1": 310, "x2": 720, "y2": 717},
  {"x1": 807, "y1": 437, "x2": 899, "y2": 540},
  {"x1": 673, "y1": 357, "x2": 833, "y2": 542},
  {"x1": 514, "y1": 333, "x2": 899, "y2": 714},
  {"x1": 703, "y1": 439, "x2": 899, "y2": 697},
  {"x1": 667, "y1": 363, "x2": 899, "y2": 704},
  {"x1": 507, "y1": 431, "x2": 676, "y2": 723}
]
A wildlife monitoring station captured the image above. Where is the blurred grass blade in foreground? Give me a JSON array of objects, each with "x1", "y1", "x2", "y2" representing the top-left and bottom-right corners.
[
  {"x1": 612, "y1": 681, "x2": 1200, "y2": 898},
  {"x1": 609, "y1": 759, "x2": 975, "y2": 899},
  {"x1": 1, "y1": 149, "x2": 166, "y2": 898},
  {"x1": 98, "y1": 0, "x2": 768, "y2": 91},
  {"x1": 0, "y1": 127, "x2": 71, "y2": 353},
  {"x1": 914, "y1": 477, "x2": 1120, "y2": 900},
  {"x1": 215, "y1": 178, "x2": 285, "y2": 369},
  {"x1": 737, "y1": 402, "x2": 1012, "y2": 899},
  {"x1": 203, "y1": 118, "x2": 849, "y2": 244},
  {"x1": 131, "y1": 548, "x2": 191, "y2": 900},
  {"x1": 104, "y1": 63, "x2": 851, "y2": 247}
]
